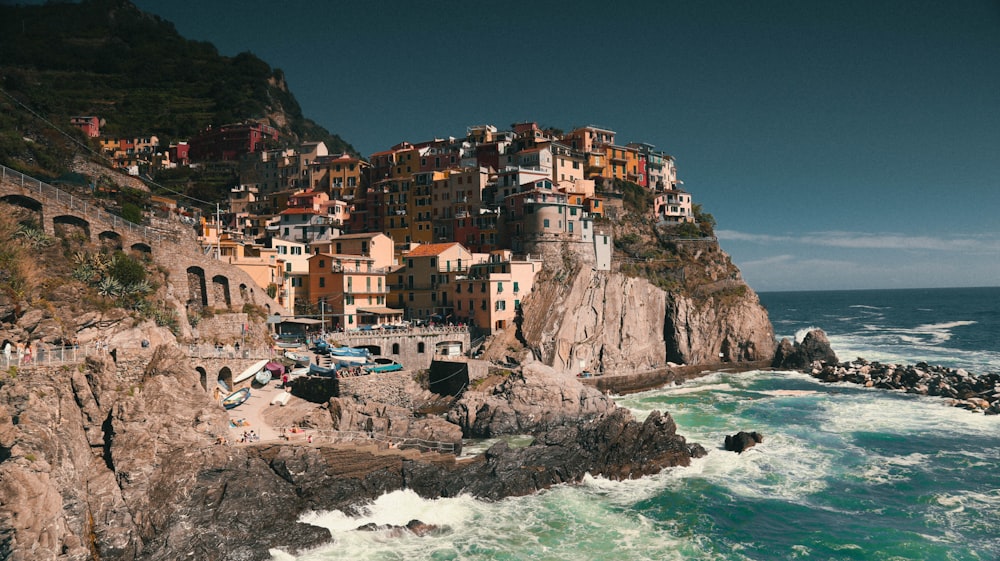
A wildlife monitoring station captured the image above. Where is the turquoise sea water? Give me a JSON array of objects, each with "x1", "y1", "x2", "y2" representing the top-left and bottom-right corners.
[{"x1": 274, "y1": 287, "x2": 1000, "y2": 561}]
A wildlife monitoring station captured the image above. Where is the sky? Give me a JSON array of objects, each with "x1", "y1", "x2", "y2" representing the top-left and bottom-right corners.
[{"x1": 126, "y1": 0, "x2": 1000, "y2": 292}]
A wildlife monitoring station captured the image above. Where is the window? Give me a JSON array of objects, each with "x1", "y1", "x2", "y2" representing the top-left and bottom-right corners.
[
  {"x1": 392, "y1": 343, "x2": 400, "y2": 354},
  {"x1": 318, "y1": 259, "x2": 325, "y2": 268},
  {"x1": 495, "y1": 300, "x2": 506, "y2": 311},
  {"x1": 543, "y1": 219, "x2": 550, "y2": 228},
  {"x1": 457, "y1": 300, "x2": 462, "y2": 311},
  {"x1": 319, "y1": 277, "x2": 325, "y2": 287},
  {"x1": 285, "y1": 263, "x2": 292, "y2": 272},
  {"x1": 291, "y1": 246, "x2": 302, "y2": 255},
  {"x1": 513, "y1": 281, "x2": 519, "y2": 293},
  {"x1": 497, "y1": 282, "x2": 503, "y2": 293},
  {"x1": 430, "y1": 257, "x2": 437, "y2": 268},
  {"x1": 335, "y1": 243, "x2": 342, "y2": 253},
  {"x1": 417, "y1": 342, "x2": 425, "y2": 353}
]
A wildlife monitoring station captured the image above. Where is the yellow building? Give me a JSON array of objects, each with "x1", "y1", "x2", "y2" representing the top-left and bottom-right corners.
[
  {"x1": 452, "y1": 252, "x2": 541, "y2": 332},
  {"x1": 393, "y1": 242, "x2": 473, "y2": 321}
]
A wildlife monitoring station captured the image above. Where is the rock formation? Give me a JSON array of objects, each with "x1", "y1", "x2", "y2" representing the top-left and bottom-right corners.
[
  {"x1": 724, "y1": 431, "x2": 764, "y2": 453},
  {"x1": 772, "y1": 328, "x2": 839, "y2": 370},
  {"x1": 520, "y1": 263, "x2": 774, "y2": 375},
  {"x1": 447, "y1": 359, "x2": 616, "y2": 437},
  {"x1": 812, "y1": 359, "x2": 1000, "y2": 414}
]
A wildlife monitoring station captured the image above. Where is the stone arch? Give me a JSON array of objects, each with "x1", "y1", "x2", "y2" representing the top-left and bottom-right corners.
[
  {"x1": 212, "y1": 275, "x2": 232, "y2": 309},
  {"x1": 98, "y1": 230, "x2": 123, "y2": 250},
  {"x1": 0, "y1": 194, "x2": 43, "y2": 219},
  {"x1": 217, "y1": 366, "x2": 233, "y2": 390},
  {"x1": 195, "y1": 366, "x2": 208, "y2": 392},
  {"x1": 357, "y1": 344, "x2": 381, "y2": 356},
  {"x1": 239, "y1": 283, "x2": 248, "y2": 301},
  {"x1": 130, "y1": 242, "x2": 152, "y2": 255},
  {"x1": 391, "y1": 343, "x2": 400, "y2": 354},
  {"x1": 186, "y1": 266, "x2": 208, "y2": 311},
  {"x1": 53, "y1": 214, "x2": 92, "y2": 243}
]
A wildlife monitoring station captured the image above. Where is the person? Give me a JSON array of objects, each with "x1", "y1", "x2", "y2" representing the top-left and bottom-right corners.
[
  {"x1": 307, "y1": 434, "x2": 312, "y2": 444},
  {"x1": 23, "y1": 344, "x2": 31, "y2": 364}
]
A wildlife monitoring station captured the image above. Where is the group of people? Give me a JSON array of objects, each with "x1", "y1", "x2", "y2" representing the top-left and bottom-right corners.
[
  {"x1": 2, "y1": 340, "x2": 34, "y2": 363},
  {"x1": 240, "y1": 430, "x2": 259, "y2": 443}
]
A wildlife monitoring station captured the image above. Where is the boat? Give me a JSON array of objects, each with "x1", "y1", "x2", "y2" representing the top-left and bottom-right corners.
[
  {"x1": 270, "y1": 391, "x2": 291, "y2": 406},
  {"x1": 309, "y1": 363, "x2": 338, "y2": 377},
  {"x1": 275, "y1": 340, "x2": 302, "y2": 349},
  {"x1": 287, "y1": 366, "x2": 310, "y2": 378},
  {"x1": 233, "y1": 359, "x2": 269, "y2": 384},
  {"x1": 283, "y1": 351, "x2": 311, "y2": 366},
  {"x1": 264, "y1": 361, "x2": 286, "y2": 376},
  {"x1": 332, "y1": 354, "x2": 368, "y2": 367},
  {"x1": 217, "y1": 379, "x2": 230, "y2": 392},
  {"x1": 254, "y1": 369, "x2": 272, "y2": 386},
  {"x1": 330, "y1": 346, "x2": 369, "y2": 357},
  {"x1": 364, "y1": 362, "x2": 403, "y2": 374},
  {"x1": 221, "y1": 388, "x2": 251, "y2": 410}
]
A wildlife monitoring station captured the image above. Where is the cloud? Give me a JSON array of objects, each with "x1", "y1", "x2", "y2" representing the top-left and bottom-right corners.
[{"x1": 717, "y1": 230, "x2": 1000, "y2": 252}]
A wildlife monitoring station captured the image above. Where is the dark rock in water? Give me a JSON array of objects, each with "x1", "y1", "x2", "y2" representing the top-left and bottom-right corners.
[
  {"x1": 356, "y1": 519, "x2": 442, "y2": 537},
  {"x1": 724, "y1": 431, "x2": 763, "y2": 453},
  {"x1": 772, "y1": 329, "x2": 839, "y2": 369}
]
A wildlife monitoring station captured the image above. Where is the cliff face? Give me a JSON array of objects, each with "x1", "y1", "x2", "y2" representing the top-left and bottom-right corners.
[{"x1": 518, "y1": 241, "x2": 774, "y2": 374}]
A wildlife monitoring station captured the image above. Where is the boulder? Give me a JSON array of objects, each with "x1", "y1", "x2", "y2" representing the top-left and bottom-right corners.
[
  {"x1": 724, "y1": 431, "x2": 763, "y2": 453},
  {"x1": 772, "y1": 329, "x2": 838, "y2": 370}
]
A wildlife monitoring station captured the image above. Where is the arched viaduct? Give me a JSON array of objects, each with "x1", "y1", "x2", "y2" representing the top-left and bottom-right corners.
[{"x1": 0, "y1": 164, "x2": 285, "y2": 316}]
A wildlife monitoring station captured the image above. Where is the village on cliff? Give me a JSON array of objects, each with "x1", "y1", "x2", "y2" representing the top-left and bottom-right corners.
[{"x1": 71, "y1": 117, "x2": 704, "y2": 337}]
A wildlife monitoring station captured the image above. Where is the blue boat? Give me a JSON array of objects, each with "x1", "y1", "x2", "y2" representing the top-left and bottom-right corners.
[
  {"x1": 309, "y1": 363, "x2": 338, "y2": 377},
  {"x1": 364, "y1": 362, "x2": 403, "y2": 374},
  {"x1": 331, "y1": 346, "x2": 369, "y2": 358},
  {"x1": 222, "y1": 388, "x2": 251, "y2": 410}
]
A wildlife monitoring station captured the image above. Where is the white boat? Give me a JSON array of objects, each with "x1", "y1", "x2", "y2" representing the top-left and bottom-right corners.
[
  {"x1": 233, "y1": 359, "x2": 269, "y2": 384},
  {"x1": 332, "y1": 354, "x2": 368, "y2": 367}
]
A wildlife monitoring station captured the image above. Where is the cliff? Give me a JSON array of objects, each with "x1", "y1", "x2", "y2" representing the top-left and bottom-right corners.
[{"x1": 515, "y1": 238, "x2": 774, "y2": 375}]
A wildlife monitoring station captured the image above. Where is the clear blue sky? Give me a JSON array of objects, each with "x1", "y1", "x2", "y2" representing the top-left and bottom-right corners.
[{"x1": 130, "y1": 0, "x2": 1000, "y2": 292}]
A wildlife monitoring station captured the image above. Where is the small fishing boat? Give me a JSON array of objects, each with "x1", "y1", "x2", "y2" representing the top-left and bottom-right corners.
[
  {"x1": 275, "y1": 340, "x2": 302, "y2": 349},
  {"x1": 332, "y1": 355, "x2": 368, "y2": 367},
  {"x1": 287, "y1": 366, "x2": 310, "y2": 378},
  {"x1": 283, "y1": 351, "x2": 311, "y2": 366},
  {"x1": 309, "y1": 363, "x2": 338, "y2": 377},
  {"x1": 254, "y1": 369, "x2": 272, "y2": 386},
  {"x1": 221, "y1": 388, "x2": 251, "y2": 410},
  {"x1": 330, "y1": 346, "x2": 369, "y2": 358},
  {"x1": 364, "y1": 362, "x2": 403, "y2": 374},
  {"x1": 264, "y1": 361, "x2": 286, "y2": 376},
  {"x1": 234, "y1": 359, "x2": 269, "y2": 384}
]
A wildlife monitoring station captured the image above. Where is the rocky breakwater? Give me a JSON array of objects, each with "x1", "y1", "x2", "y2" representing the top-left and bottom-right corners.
[
  {"x1": 775, "y1": 328, "x2": 1000, "y2": 414},
  {"x1": 814, "y1": 359, "x2": 1000, "y2": 414}
]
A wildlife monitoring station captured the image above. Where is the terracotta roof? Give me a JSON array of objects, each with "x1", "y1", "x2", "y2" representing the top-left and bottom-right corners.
[
  {"x1": 405, "y1": 242, "x2": 461, "y2": 257},
  {"x1": 279, "y1": 208, "x2": 319, "y2": 215}
]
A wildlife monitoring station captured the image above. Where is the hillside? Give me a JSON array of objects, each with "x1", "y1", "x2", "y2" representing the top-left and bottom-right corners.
[{"x1": 0, "y1": 0, "x2": 354, "y2": 181}]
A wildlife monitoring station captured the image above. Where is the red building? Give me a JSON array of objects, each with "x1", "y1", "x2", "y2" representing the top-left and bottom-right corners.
[
  {"x1": 188, "y1": 122, "x2": 279, "y2": 162},
  {"x1": 70, "y1": 116, "x2": 101, "y2": 138}
]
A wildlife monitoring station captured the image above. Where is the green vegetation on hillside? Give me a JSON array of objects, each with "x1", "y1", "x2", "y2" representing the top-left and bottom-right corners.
[{"x1": 0, "y1": 0, "x2": 354, "y2": 180}]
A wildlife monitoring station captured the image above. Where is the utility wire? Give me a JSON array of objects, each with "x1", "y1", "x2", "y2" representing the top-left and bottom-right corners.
[{"x1": 0, "y1": 85, "x2": 215, "y2": 207}]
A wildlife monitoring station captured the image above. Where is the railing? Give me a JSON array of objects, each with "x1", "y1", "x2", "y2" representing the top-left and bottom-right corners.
[
  {"x1": 272, "y1": 427, "x2": 457, "y2": 454},
  {"x1": 333, "y1": 325, "x2": 469, "y2": 338},
  {"x1": 0, "y1": 164, "x2": 167, "y2": 243},
  {"x1": 0, "y1": 342, "x2": 282, "y2": 370}
]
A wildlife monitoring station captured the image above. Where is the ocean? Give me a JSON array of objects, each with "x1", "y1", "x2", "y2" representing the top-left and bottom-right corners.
[{"x1": 273, "y1": 286, "x2": 1000, "y2": 561}]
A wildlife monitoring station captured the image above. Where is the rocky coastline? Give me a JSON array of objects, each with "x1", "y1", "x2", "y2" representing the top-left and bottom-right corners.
[{"x1": 774, "y1": 328, "x2": 1000, "y2": 414}]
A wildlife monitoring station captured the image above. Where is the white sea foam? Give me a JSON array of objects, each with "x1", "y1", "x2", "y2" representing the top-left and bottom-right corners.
[{"x1": 283, "y1": 481, "x2": 709, "y2": 561}]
